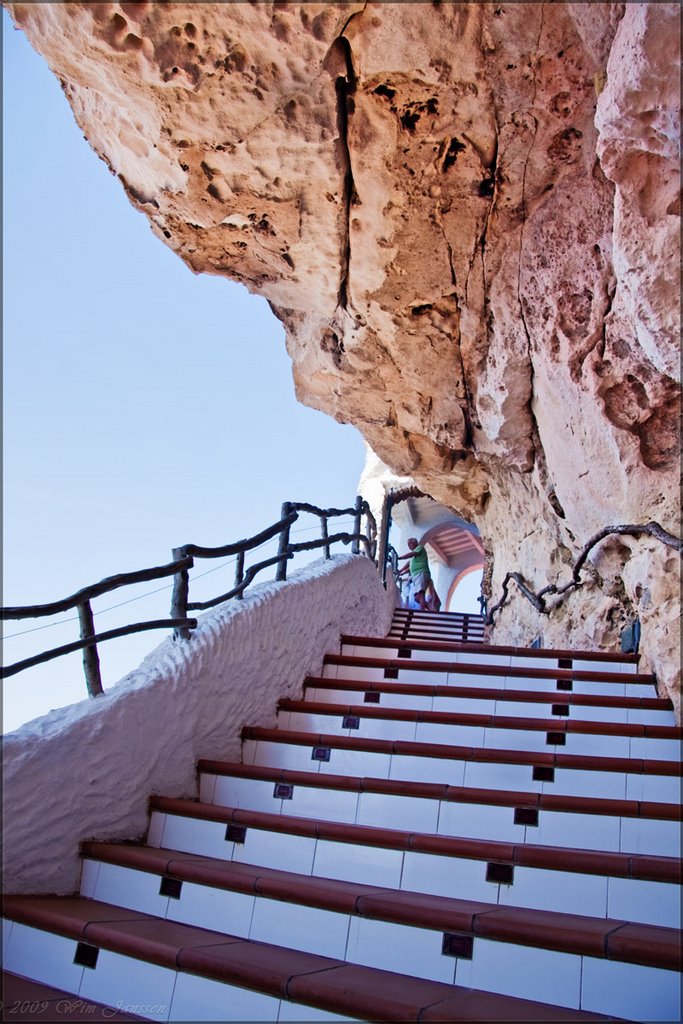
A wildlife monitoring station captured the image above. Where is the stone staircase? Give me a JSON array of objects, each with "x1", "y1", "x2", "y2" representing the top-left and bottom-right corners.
[{"x1": 3, "y1": 609, "x2": 681, "y2": 1022}]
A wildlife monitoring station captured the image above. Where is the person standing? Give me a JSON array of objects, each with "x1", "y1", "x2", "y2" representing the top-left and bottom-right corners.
[{"x1": 396, "y1": 537, "x2": 440, "y2": 610}]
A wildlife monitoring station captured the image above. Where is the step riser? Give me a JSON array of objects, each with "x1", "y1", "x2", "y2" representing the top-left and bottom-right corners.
[
  {"x1": 66, "y1": 862, "x2": 680, "y2": 1020},
  {"x1": 2, "y1": 920, "x2": 355, "y2": 1023},
  {"x1": 305, "y1": 686, "x2": 674, "y2": 726},
  {"x1": 388, "y1": 634, "x2": 486, "y2": 642},
  {"x1": 342, "y1": 644, "x2": 637, "y2": 674},
  {"x1": 325, "y1": 666, "x2": 653, "y2": 698},
  {"x1": 198, "y1": 773, "x2": 682, "y2": 858},
  {"x1": 145, "y1": 812, "x2": 681, "y2": 928},
  {"x1": 388, "y1": 629, "x2": 486, "y2": 639},
  {"x1": 243, "y1": 739, "x2": 683, "y2": 804},
  {"x1": 277, "y1": 710, "x2": 682, "y2": 761}
]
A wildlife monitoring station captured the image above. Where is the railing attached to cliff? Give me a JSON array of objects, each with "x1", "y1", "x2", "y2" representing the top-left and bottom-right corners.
[
  {"x1": 1, "y1": 497, "x2": 377, "y2": 698},
  {"x1": 486, "y1": 521, "x2": 682, "y2": 626}
]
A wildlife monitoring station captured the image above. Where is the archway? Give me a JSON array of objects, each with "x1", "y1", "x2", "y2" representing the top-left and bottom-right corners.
[
  {"x1": 385, "y1": 493, "x2": 484, "y2": 611},
  {"x1": 446, "y1": 563, "x2": 485, "y2": 613}
]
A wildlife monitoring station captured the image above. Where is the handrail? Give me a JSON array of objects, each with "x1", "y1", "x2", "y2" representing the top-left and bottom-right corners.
[
  {"x1": 187, "y1": 552, "x2": 293, "y2": 612},
  {"x1": 171, "y1": 500, "x2": 375, "y2": 635},
  {"x1": 174, "y1": 514, "x2": 297, "y2": 560},
  {"x1": 1, "y1": 496, "x2": 376, "y2": 697},
  {"x1": 0, "y1": 557, "x2": 194, "y2": 620},
  {"x1": 385, "y1": 543, "x2": 401, "y2": 589},
  {"x1": 1, "y1": 620, "x2": 199, "y2": 680},
  {"x1": 486, "y1": 521, "x2": 682, "y2": 625},
  {"x1": 1, "y1": 556, "x2": 195, "y2": 697}
]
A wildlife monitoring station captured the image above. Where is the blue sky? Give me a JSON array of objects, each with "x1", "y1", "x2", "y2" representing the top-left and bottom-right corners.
[{"x1": 2, "y1": 10, "x2": 368, "y2": 731}]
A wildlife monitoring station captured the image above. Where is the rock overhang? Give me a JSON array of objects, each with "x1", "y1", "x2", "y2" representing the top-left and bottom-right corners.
[{"x1": 5, "y1": 0, "x2": 680, "y2": 711}]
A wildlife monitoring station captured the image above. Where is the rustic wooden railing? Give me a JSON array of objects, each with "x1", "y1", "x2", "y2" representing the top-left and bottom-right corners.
[
  {"x1": 486, "y1": 521, "x2": 682, "y2": 625},
  {"x1": 0, "y1": 559, "x2": 196, "y2": 697},
  {"x1": 1, "y1": 497, "x2": 377, "y2": 696},
  {"x1": 170, "y1": 498, "x2": 376, "y2": 639}
]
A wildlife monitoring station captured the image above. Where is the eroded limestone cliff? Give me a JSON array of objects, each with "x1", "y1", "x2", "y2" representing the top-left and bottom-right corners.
[{"x1": 7, "y1": 2, "x2": 680, "y2": 710}]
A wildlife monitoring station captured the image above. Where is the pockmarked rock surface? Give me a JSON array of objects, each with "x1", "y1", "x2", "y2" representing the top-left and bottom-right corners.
[{"x1": 7, "y1": 3, "x2": 680, "y2": 710}]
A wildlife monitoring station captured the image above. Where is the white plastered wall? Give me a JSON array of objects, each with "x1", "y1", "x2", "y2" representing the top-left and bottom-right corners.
[{"x1": 2, "y1": 554, "x2": 394, "y2": 895}]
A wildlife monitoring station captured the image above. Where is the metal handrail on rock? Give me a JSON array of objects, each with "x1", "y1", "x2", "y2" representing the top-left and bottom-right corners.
[
  {"x1": 486, "y1": 521, "x2": 682, "y2": 625},
  {"x1": 1, "y1": 496, "x2": 377, "y2": 697}
]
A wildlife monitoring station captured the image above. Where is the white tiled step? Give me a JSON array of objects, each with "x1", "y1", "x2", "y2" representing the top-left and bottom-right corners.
[
  {"x1": 199, "y1": 770, "x2": 681, "y2": 857},
  {"x1": 145, "y1": 804, "x2": 682, "y2": 927},
  {"x1": 305, "y1": 680, "x2": 675, "y2": 727},
  {"x1": 341, "y1": 640, "x2": 639, "y2": 676},
  {"x1": 62, "y1": 858, "x2": 681, "y2": 1021},
  {"x1": 1, "y1": 912, "x2": 360, "y2": 1023},
  {"x1": 3, "y1": 900, "x2": 636, "y2": 1024},
  {"x1": 323, "y1": 662, "x2": 654, "y2": 698},
  {"x1": 276, "y1": 706, "x2": 681, "y2": 762},
  {"x1": 241, "y1": 734, "x2": 683, "y2": 805}
]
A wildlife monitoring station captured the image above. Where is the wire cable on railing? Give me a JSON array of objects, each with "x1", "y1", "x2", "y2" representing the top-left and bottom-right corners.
[
  {"x1": 4, "y1": 518, "x2": 357, "y2": 639},
  {"x1": 4, "y1": 556, "x2": 241, "y2": 639}
]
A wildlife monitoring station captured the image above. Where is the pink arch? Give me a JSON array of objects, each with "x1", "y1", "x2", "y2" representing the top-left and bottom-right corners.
[{"x1": 446, "y1": 562, "x2": 484, "y2": 612}]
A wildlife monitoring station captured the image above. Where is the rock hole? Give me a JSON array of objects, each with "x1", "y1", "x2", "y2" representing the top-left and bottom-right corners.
[
  {"x1": 547, "y1": 490, "x2": 566, "y2": 519},
  {"x1": 320, "y1": 329, "x2": 345, "y2": 368},
  {"x1": 411, "y1": 304, "x2": 433, "y2": 316},
  {"x1": 163, "y1": 230, "x2": 171, "y2": 238},
  {"x1": 124, "y1": 33, "x2": 144, "y2": 51},
  {"x1": 111, "y1": 13, "x2": 127, "y2": 33},
  {"x1": 272, "y1": 16, "x2": 289, "y2": 42},
  {"x1": 401, "y1": 110, "x2": 420, "y2": 132},
  {"x1": 184, "y1": 22, "x2": 197, "y2": 37},
  {"x1": 478, "y1": 177, "x2": 494, "y2": 197},
  {"x1": 374, "y1": 83, "x2": 396, "y2": 101},
  {"x1": 666, "y1": 194, "x2": 680, "y2": 216},
  {"x1": 443, "y1": 137, "x2": 466, "y2": 171},
  {"x1": 311, "y1": 12, "x2": 329, "y2": 41},
  {"x1": 282, "y1": 251, "x2": 294, "y2": 269}
]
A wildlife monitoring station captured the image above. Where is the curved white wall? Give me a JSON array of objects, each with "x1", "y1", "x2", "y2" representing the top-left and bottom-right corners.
[{"x1": 2, "y1": 555, "x2": 394, "y2": 895}]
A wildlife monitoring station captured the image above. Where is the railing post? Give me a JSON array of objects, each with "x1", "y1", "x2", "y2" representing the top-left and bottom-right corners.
[
  {"x1": 234, "y1": 551, "x2": 245, "y2": 599},
  {"x1": 321, "y1": 515, "x2": 330, "y2": 559},
  {"x1": 77, "y1": 600, "x2": 104, "y2": 697},
  {"x1": 378, "y1": 496, "x2": 392, "y2": 584},
  {"x1": 276, "y1": 502, "x2": 292, "y2": 581},
  {"x1": 364, "y1": 502, "x2": 377, "y2": 561},
  {"x1": 352, "y1": 494, "x2": 363, "y2": 554},
  {"x1": 171, "y1": 547, "x2": 191, "y2": 640}
]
